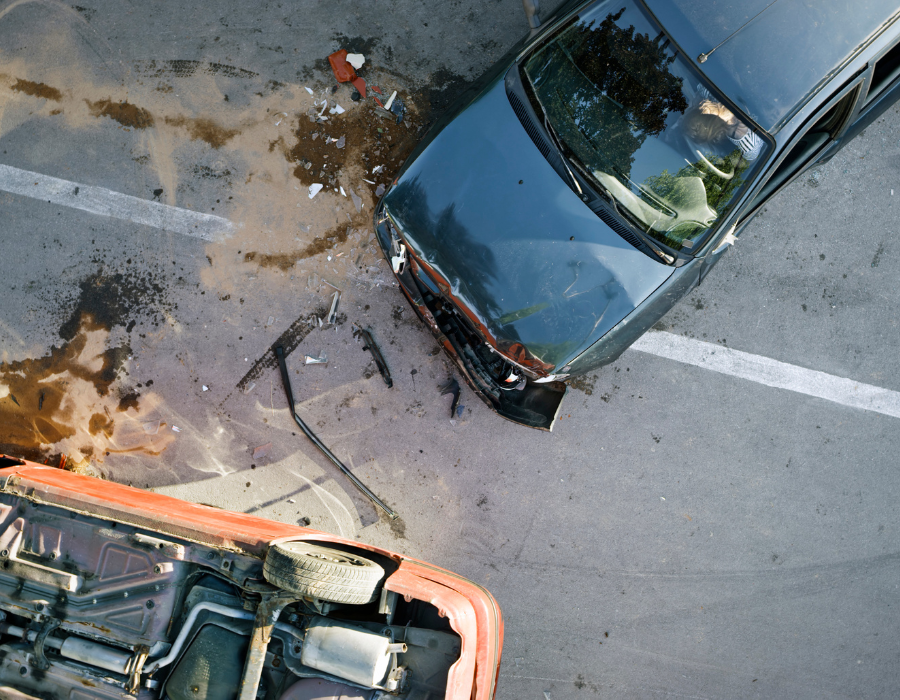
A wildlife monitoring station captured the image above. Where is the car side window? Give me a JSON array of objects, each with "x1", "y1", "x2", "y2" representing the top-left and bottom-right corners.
[
  {"x1": 866, "y1": 41, "x2": 900, "y2": 104},
  {"x1": 749, "y1": 88, "x2": 859, "y2": 208}
]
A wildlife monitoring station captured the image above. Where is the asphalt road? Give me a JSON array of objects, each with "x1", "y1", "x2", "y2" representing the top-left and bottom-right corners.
[{"x1": 1, "y1": 1, "x2": 899, "y2": 699}]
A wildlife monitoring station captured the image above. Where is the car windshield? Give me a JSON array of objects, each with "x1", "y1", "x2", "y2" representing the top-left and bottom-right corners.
[{"x1": 521, "y1": 0, "x2": 769, "y2": 253}]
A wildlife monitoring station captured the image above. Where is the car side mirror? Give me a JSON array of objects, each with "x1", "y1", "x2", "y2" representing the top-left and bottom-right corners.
[{"x1": 522, "y1": 0, "x2": 541, "y2": 33}]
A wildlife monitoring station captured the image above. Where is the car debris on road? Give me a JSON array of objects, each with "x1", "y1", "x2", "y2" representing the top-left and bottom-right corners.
[
  {"x1": 353, "y1": 325, "x2": 393, "y2": 388},
  {"x1": 274, "y1": 345, "x2": 397, "y2": 519}
]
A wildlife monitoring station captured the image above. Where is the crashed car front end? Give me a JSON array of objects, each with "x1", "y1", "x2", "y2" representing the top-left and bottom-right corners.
[
  {"x1": 0, "y1": 457, "x2": 503, "y2": 700},
  {"x1": 374, "y1": 207, "x2": 568, "y2": 431}
]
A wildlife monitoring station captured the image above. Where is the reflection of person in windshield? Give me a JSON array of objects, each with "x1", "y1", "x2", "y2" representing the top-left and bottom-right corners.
[{"x1": 684, "y1": 86, "x2": 763, "y2": 160}]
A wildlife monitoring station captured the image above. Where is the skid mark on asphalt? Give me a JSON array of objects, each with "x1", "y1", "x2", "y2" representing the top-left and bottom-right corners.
[
  {"x1": 631, "y1": 331, "x2": 900, "y2": 419},
  {"x1": 0, "y1": 163, "x2": 235, "y2": 241}
]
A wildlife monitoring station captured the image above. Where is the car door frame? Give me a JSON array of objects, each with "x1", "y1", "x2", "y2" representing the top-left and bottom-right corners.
[
  {"x1": 697, "y1": 70, "x2": 868, "y2": 282},
  {"x1": 837, "y1": 31, "x2": 900, "y2": 150}
]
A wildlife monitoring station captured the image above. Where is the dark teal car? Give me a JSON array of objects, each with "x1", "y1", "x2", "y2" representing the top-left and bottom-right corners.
[{"x1": 375, "y1": 0, "x2": 900, "y2": 429}]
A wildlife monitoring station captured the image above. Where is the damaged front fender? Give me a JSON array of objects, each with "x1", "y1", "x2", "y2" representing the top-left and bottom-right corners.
[{"x1": 374, "y1": 209, "x2": 566, "y2": 430}]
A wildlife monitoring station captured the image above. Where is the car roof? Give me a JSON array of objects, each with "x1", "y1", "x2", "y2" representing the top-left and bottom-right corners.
[{"x1": 643, "y1": 0, "x2": 900, "y2": 132}]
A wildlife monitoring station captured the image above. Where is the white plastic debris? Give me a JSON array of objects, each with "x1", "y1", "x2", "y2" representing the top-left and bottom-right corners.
[
  {"x1": 274, "y1": 112, "x2": 287, "y2": 126},
  {"x1": 287, "y1": 498, "x2": 296, "y2": 504},
  {"x1": 362, "y1": 178, "x2": 376, "y2": 184},
  {"x1": 371, "y1": 165, "x2": 384, "y2": 174},
  {"x1": 305, "y1": 355, "x2": 327, "y2": 364},
  {"x1": 308, "y1": 183, "x2": 324, "y2": 199},
  {"x1": 335, "y1": 135, "x2": 345, "y2": 149},
  {"x1": 346, "y1": 53, "x2": 365, "y2": 69},
  {"x1": 315, "y1": 99, "x2": 328, "y2": 118},
  {"x1": 340, "y1": 186, "x2": 347, "y2": 197},
  {"x1": 383, "y1": 90, "x2": 398, "y2": 111},
  {"x1": 660, "y1": 496, "x2": 666, "y2": 501},
  {"x1": 172, "y1": 426, "x2": 181, "y2": 433},
  {"x1": 304, "y1": 86, "x2": 314, "y2": 95},
  {"x1": 329, "y1": 104, "x2": 346, "y2": 115},
  {"x1": 327, "y1": 290, "x2": 341, "y2": 324},
  {"x1": 202, "y1": 385, "x2": 209, "y2": 391}
]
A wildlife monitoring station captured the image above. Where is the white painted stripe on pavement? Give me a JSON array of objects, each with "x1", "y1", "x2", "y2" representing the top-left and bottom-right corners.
[
  {"x1": 0, "y1": 164, "x2": 235, "y2": 241},
  {"x1": 631, "y1": 331, "x2": 900, "y2": 419}
]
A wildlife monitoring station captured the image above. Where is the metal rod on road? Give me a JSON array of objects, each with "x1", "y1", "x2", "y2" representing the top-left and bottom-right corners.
[{"x1": 274, "y1": 345, "x2": 398, "y2": 520}]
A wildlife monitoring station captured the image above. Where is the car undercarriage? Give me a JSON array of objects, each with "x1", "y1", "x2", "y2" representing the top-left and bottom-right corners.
[{"x1": 0, "y1": 473, "x2": 463, "y2": 700}]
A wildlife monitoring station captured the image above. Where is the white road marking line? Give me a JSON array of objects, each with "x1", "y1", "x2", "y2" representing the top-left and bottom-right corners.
[
  {"x1": 0, "y1": 163, "x2": 235, "y2": 241},
  {"x1": 631, "y1": 331, "x2": 900, "y2": 419}
]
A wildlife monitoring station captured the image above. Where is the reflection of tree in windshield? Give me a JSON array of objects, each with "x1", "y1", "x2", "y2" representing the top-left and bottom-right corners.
[
  {"x1": 570, "y1": 8, "x2": 687, "y2": 136},
  {"x1": 526, "y1": 8, "x2": 687, "y2": 180}
]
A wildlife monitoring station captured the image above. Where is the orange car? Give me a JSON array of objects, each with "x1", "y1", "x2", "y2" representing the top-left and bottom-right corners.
[{"x1": 0, "y1": 456, "x2": 502, "y2": 700}]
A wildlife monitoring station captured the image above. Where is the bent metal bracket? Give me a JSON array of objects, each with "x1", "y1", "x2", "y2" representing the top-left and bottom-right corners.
[{"x1": 274, "y1": 345, "x2": 398, "y2": 519}]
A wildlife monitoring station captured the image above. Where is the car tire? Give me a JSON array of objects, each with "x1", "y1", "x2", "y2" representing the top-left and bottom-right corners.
[{"x1": 263, "y1": 541, "x2": 385, "y2": 604}]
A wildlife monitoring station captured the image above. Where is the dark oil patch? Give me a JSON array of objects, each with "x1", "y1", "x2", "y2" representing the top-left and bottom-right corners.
[
  {"x1": 86, "y1": 98, "x2": 154, "y2": 129},
  {"x1": 0, "y1": 318, "x2": 130, "y2": 461},
  {"x1": 117, "y1": 391, "x2": 140, "y2": 412},
  {"x1": 568, "y1": 374, "x2": 597, "y2": 396},
  {"x1": 331, "y1": 34, "x2": 382, "y2": 59},
  {"x1": 11, "y1": 78, "x2": 62, "y2": 102},
  {"x1": 165, "y1": 115, "x2": 239, "y2": 149},
  {"x1": 235, "y1": 306, "x2": 331, "y2": 392},
  {"x1": 72, "y1": 5, "x2": 96, "y2": 21},
  {"x1": 192, "y1": 164, "x2": 232, "y2": 180},
  {"x1": 58, "y1": 270, "x2": 168, "y2": 342},
  {"x1": 380, "y1": 511, "x2": 406, "y2": 539},
  {"x1": 88, "y1": 412, "x2": 114, "y2": 437}
]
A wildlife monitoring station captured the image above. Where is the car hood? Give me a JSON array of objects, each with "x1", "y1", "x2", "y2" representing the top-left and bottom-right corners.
[{"x1": 383, "y1": 74, "x2": 673, "y2": 371}]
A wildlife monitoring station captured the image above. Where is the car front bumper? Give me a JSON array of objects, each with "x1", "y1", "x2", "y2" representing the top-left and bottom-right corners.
[{"x1": 373, "y1": 204, "x2": 567, "y2": 431}]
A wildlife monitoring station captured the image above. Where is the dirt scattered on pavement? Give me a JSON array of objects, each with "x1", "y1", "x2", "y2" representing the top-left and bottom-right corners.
[
  {"x1": 568, "y1": 374, "x2": 597, "y2": 396},
  {"x1": 164, "y1": 115, "x2": 240, "y2": 149},
  {"x1": 283, "y1": 98, "x2": 420, "y2": 189},
  {"x1": 380, "y1": 511, "x2": 407, "y2": 539},
  {"x1": 11, "y1": 78, "x2": 62, "y2": 101},
  {"x1": 86, "y1": 98, "x2": 155, "y2": 128}
]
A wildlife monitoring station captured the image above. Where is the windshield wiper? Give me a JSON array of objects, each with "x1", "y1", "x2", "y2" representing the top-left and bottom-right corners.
[{"x1": 532, "y1": 99, "x2": 583, "y2": 198}]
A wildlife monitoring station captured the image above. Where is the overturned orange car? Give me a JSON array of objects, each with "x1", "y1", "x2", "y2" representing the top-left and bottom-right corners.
[{"x1": 0, "y1": 456, "x2": 503, "y2": 700}]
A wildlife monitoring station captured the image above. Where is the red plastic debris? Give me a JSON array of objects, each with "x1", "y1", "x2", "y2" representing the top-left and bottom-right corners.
[
  {"x1": 328, "y1": 49, "x2": 356, "y2": 83},
  {"x1": 371, "y1": 85, "x2": 382, "y2": 95},
  {"x1": 373, "y1": 96, "x2": 384, "y2": 108},
  {"x1": 351, "y1": 76, "x2": 367, "y2": 98}
]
